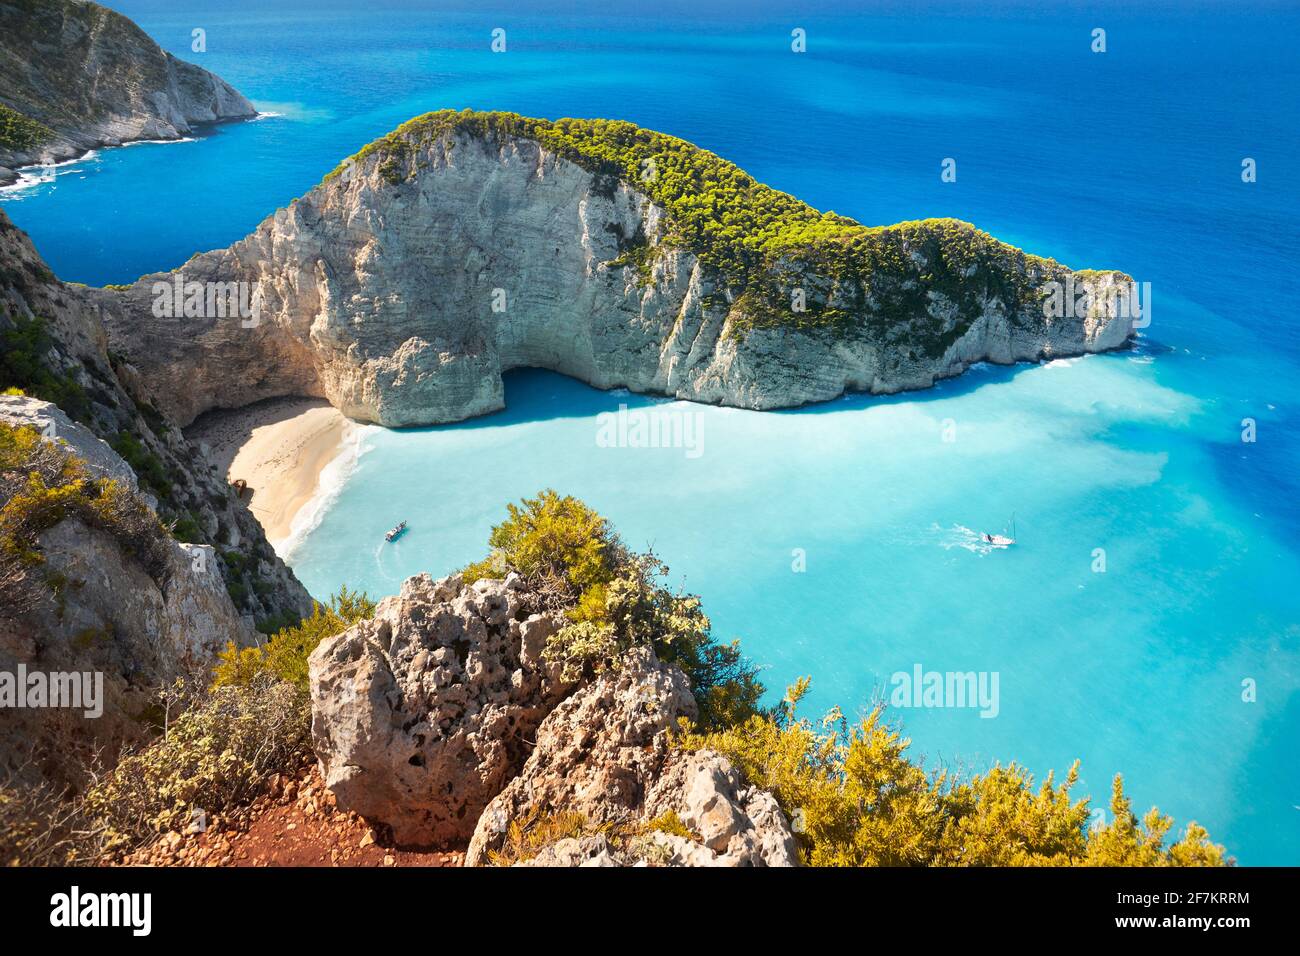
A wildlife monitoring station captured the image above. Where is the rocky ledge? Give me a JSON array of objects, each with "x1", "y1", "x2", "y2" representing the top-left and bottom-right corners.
[
  {"x1": 0, "y1": 396, "x2": 262, "y2": 792},
  {"x1": 95, "y1": 110, "x2": 1138, "y2": 427},
  {"x1": 0, "y1": 0, "x2": 257, "y2": 185},
  {"x1": 309, "y1": 572, "x2": 797, "y2": 866}
]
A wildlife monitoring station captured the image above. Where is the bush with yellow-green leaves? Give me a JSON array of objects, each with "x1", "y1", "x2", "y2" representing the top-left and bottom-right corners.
[
  {"x1": 464, "y1": 489, "x2": 764, "y2": 729},
  {"x1": 0, "y1": 585, "x2": 373, "y2": 863},
  {"x1": 0, "y1": 774, "x2": 106, "y2": 867},
  {"x1": 676, "y1": 678, "x2": 1228, "y2": 867},
  {"x1": 211, "y1": 586, "x2": 374, "y2": 691},
  {"x1": 82, "y1": 676, "x2": 310, "y2": 854},
  {"x1": 0, "y1": 421, "x2": 171, "y2": 620}
]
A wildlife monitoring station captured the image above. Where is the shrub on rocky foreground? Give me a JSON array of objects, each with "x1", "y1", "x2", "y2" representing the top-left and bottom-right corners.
[
  {"x1": 465, "y1": 489, "x2": 765, "y2": 728},
  {"x1": 677, "y1": 678, "x2": 1229, "y2": 867},
  {"x1": 83, "y1": 676, "x2": 311, "y2": 855}
]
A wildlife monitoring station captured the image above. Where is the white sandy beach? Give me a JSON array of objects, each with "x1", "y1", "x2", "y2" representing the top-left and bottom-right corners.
[{"x1": 187, "y1": 397, "x2": 350, "y2": 549}]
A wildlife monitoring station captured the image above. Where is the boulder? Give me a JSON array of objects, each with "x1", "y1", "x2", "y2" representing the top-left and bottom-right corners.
[
  {"x1": 308, "y1": 572, "x2": 570, "y2": 845},
  {"x1": 466, "y1": 646, "x2": 797, "y2": 867}
]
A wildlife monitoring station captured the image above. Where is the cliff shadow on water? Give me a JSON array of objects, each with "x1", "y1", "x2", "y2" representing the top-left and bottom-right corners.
[
  {"x1": 391, "y1": 368, "x2": 685, "y2": 433},
  {"x1": 470, "y1": 358, "x2": 1061, "y2": 429}
]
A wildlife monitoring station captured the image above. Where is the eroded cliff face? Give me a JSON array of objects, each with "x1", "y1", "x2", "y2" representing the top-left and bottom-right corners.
[
  {"x1": 0, "y1": 0, "x2": 257, "y2": 182},
  {"x1": 0, "y1": 397, "x2": 261, "y2": 792},
  {"x1": 97, "y1": 122, "x2": 1138, "y2": 428},
  {"x1": 0, "y1": 210, "x2": 311, "y2": 627}
]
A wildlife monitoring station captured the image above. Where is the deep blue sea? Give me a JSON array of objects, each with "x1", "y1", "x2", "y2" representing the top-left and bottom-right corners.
[{"x1": 5, "y1": 0, "x2": 1297, "y2": 863}]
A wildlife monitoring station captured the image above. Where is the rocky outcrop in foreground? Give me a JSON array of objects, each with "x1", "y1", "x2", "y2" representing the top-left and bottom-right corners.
[
  {"x1": 0, "y1": 0, "x2": 256, "y2": 184},
  {"x1": 310, "y1": 571, "x2": 797, "y2": 866},
  {"x1": 0, "y1": 398, "x2": 260, "y2": 792},
  {"x1": 0, "y1": 209, "x2": 310, "y2": 794},
  {"x1": 309, "y1": 572, "x2": 572, "y2": 845},
  {"x1": 96, "y1": 111, "x2": 1138, "y2": 428},
  {"x1": 466, "y1": 647, "x2": 798, "y2": 867}
]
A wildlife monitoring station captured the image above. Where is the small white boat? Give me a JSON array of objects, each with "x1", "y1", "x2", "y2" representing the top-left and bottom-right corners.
[
  {"x1": 983, "y1": 514, "x2": 1016, "y2": 549},
  {"x1": 385, "y1": 520, "x2": 408, "y2": 542}
]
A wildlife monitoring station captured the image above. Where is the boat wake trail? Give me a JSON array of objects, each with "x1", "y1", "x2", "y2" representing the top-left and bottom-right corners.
[{"x1": 933, "y1": 523, "x2": 1004, "y2": 556}]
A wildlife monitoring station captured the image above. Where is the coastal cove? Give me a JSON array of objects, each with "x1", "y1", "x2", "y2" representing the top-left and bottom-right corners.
[
  {"x1": 6, "y1": 1, "x2": 1298, "y2": 866},
  {"x1": 267, "y1": 357, "x2": 1299, "y2": 867}
]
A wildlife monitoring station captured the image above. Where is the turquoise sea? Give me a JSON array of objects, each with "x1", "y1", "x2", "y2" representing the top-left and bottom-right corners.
[{"x1": 5, "y1": 1, "x2": 1297, "y2": 863}]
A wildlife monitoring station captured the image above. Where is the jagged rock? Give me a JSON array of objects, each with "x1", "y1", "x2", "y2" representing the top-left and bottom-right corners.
[
  {"x1": 36, "y1": 519, "x2": 257, "y2": 671},
  {"x1": 0, "y1": 0, "x2": 257, "y2": 173},
  {"x1": 466, "y1": 647, "x2": 796, "y2": 867},
  {"x1": 0, "y1": 515, "x2": 258, "y2": 791},
  {"x1": 308, "y1": 573, "x2": 570, "y2": 845},
  {"x1": 640, "y1": 751, "x2": 799, "y2": 867}
]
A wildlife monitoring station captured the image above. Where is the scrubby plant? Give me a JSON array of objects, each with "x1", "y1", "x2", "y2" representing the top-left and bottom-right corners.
[
  {"x1": 641, "y1": 809, "x2": 700, "y2": 843},
  {"x1": 677, "y1": 679, "x2": 1229, "y2": 867},
  {"x1": 485, "y1": 807, "x2": 611, "y2": 867},
  {"x1": 0, "y1": 315, "x2": 91, "y2": 422},
  {"x1": 0, "y1": 773, "x2": 107, "y2": 866},
  {"x1": 464, "y1": 491, "x2": 764, "y2": 728},
  {"x1": 0, "y1": 103, "x2": 52, "y2": 152},
  {"x1": 211, "y1": 585, "x2": 374, "y2": 691},
  {"x1": 0, "y1": 423, "x2": 172, "y2": 620},
  {"x1": 3, "y1": 585, "x2": 367, "y2": 861},
  {"x1": 547, "y1": 551, "x2": 764, "y2": 728},
  {"x1": 463, "y1": 488, "x2": 619, "y2": 604},
  {"x1": 82, "y1": 675, "x2": 311, "y2": 853},
  {"x1": 167, "y1": 509, "x2": 203, "y2": 543},
  {"x1": 109, "y1": 428, "x2": 172, "y2": 499}
]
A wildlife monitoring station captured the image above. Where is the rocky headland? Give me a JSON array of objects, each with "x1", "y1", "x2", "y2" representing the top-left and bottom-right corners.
[
  {"x1": 0, "y1": 0, "x2": 257, "y2": 186},
  {"x1": 90, "y1": 110, "x2": 1138, "y2": 427}
]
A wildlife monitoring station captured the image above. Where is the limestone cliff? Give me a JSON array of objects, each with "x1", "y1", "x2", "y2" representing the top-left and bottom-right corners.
[
  {"x1": 0, "y1": 209, "x2": 311, "y2": 627},
  {"x1": 95, "y1": 110, "x2": 1137, "y2": 427},
  {"x1": 0, "y1": 397, "x2": 261, "y2": 792},
  {"x1": 0, "y1": 0, "x2": 256, "y2": 184}
]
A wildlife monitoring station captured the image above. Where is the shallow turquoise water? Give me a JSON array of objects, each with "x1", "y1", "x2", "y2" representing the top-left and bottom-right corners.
[{"x1": 5, "y1": 1, "x2": 1297, "y2": 863}]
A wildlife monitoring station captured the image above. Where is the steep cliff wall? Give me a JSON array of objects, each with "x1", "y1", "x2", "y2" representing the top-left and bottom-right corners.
[
  {"x1": 0, "y1": 0, "x2": 256, "y2": 183},
  {"x1": 0, "y1": 396, "x2": 263, "y2": 792},
  {"x1": 0, "y1": 209, "x2": 311, "y2": 627},
  {"x1": 97, "y1": 111, "x2": 1138, "y2": 427}
]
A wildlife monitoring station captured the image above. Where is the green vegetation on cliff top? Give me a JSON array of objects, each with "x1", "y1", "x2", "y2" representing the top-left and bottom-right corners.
[
  {"x1": 323, "y1": 110, "x2": 1113, "y2": 344},
  {"x1": 0, "y1": 103, "x2": 52, "y2": 153}
]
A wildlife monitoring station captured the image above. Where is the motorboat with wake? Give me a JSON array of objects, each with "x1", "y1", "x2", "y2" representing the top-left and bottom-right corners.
[
  {"x1": 982, "y1": 514, "x2": 1016, "y2": 549},
  {"x1": 385, "y1": 520, "x2": 408, "y2": 542}
]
